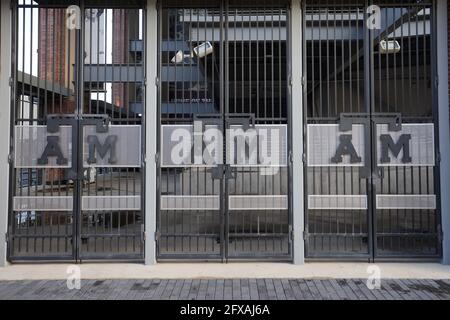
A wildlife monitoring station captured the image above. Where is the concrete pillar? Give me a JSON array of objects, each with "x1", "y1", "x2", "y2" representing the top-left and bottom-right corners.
[
  {"x1": 436, "y1": 0, "x2": 450, "y2": 265},
  {"x1": 291, "y1": 0, "x2": 305, "y2": 264},
  {"x1": 144, "y1": 0, "x2": 158, "y2": 265},
  {"x1": 0, "y1": 0, "x2": 12, "y2": 267}
]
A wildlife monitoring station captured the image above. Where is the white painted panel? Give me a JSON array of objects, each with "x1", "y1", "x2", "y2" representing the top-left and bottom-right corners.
[
  {"x1": 307, "y1": 124, "x2": 365, "y2": 167},
  {"x1": 160, "y1": 195, "x2": 220, "y2": 211},
  {"x1": 376, "y1": 195, "x2": 436, "y2": 210},
  {"x1": 13, "y1": 196, "x2": 73, "y2": 211},
  {"x1": 83, "y1": 125, "x2": 142, "y2": 168},
  {"x1": 308, "y1": 195, "x2": 367, "y2": 210},
  {"x1": 82, "y1": 196, "x2": 141, "y2": 211},
  {"x1": 228, "y1": 195, "x2": 288, "y2": 210},
  {"x1": 14, "y1": 125, "x2": 72, "y2": 168},
  {"x1": 376, "y1": 123, "x2": 435, "y2": 167}
]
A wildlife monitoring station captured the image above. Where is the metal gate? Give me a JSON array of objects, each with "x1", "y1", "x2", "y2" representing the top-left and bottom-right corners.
[
  {"x1": 8, "y1": 0, "x2": 146, "y2": 261},
  {"x1": 157, "y1": 0, "x2": 291, "y2": 261},
  {"x1": 303, "y1": 0, "x2": 441, "y2": 260}
]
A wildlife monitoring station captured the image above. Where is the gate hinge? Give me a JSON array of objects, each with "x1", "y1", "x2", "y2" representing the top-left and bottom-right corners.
[
  {"x1": 436, "y1": 151, "x2": 441, "y2": 164},
  {"x1": 303, "y1": 228, "x2": 309, "y2": 241},
  {"x1": 437, "y1": 225, "x2": 443, "y2": 243},
  {"x1": 9, "y1": 77, "x2": 13, "y2": 88},
  {"x1": 7, "y1": 153, "x2": 14, "y2": 164},
  {"x1": 155, "y1": 231, "x2": 160, "y2": 241},
  {"x1": 301, "y1": 75, "x2": 306, "y2": 88},
  {"x1": 5, "y1": 233, "x2": 9, "y2": 243},
  {"x1": 289, "y1": 226, "x2": 294, "y2": 241},
  {"x1": 140, "y1": 224, "x2": 146, "y2": 242},
  {"x1": 155, "y1": 77, "x2": 160, "y2": 87},
  {"x1": 288, "y1": 75, "x2": 292, "y2": 87},
  {"x1": 288, "y1": 151, "x2": 293, "y2": 164},
  {"x1": 435, "y1": 75, "x2": 439, "y2": 88},
  {"x1": 154, "y1": 152, "x2": 160, "y2": 164},
  {"x1": 302, "y1": 153, "x2": 307, "y2": 164}
]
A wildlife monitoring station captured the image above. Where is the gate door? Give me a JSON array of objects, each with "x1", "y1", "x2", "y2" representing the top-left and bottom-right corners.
[
  {"x1": 157, "y1": 0, "x2": 291, "y2": 261},
  {"x1": 9, "y1": 0, "x2": 145, "y2": 261},
  {"x1": 303, "y1": 0, "x2": 441, "y2": 260}
]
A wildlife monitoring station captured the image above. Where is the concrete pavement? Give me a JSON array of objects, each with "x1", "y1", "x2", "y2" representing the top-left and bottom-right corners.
[{"x1": 1, "y1": 263, "x2": 450, "y2": 280}]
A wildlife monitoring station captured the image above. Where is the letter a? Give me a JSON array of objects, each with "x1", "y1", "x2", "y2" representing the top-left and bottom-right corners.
[
  {"x1": 331, "y1": 134, "x2": 362, "y2": 164},
  {"x1": 38, "y1": 136, "x2": 68, "y2": 165}
]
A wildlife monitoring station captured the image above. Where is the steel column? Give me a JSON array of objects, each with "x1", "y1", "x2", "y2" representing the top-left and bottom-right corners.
[
  {"x1": 145, "y1": 0, "x2": 158, "y2": 265},
  {"x1": 290, "y1": 0, "x2": 305, "y2": 264}
]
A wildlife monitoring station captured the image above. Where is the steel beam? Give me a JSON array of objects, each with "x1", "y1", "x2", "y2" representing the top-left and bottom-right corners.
[{"x1": 83, "y1": 65, "x2": 144, "y2": 82}]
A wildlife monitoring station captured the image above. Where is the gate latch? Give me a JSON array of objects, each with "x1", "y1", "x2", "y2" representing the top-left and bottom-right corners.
[{"x1": 211, "y1": 164, "x2": 234, "y2": 180}]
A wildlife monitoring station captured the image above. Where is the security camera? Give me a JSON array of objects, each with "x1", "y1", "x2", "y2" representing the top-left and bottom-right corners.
[
  {"x1": 379, "y1": 40, "x2": 401, "y2": 54},
  {"x1": 193, "y1": 41, "x2": 214, "y2": 58},
  {"x1": 171, "y1": 50, "x2": 191, "y2": 64}
]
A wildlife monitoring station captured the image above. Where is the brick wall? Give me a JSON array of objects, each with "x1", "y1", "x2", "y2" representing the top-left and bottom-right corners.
[
  {"x1": 38, "y1": 8, "x2": 75, "y2": 182},
  {"x1": 111, "y1": 9, "x2": 141, "y2": 111},
  {"x1": 112, "y1": 9, "x2": 129, "y2": 110},
  {"x1": 38, "y1": 8, "x2": 75, "y2": 114},
  {"x1": 39, "y1": 9, "x2": 66, "y2": 86}
]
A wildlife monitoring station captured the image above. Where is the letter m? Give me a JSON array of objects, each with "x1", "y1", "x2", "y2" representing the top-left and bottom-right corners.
[
  {"x1": 380, "y1": 134, "x2": 412, "y2": 163},
  {"x1": 87, "y1": 135, "x2": 118, "y2": 165}
]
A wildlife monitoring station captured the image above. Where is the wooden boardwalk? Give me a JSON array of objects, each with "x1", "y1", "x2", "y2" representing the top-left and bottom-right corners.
[{"x1": 0, "y1": 279, "x2": 449, "y2": 300}]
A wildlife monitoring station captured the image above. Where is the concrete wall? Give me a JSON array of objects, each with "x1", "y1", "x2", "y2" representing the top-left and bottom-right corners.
[
  {"x1": 439, "y1": 0, "x2": 450, "y2": 264},
  {"x1": 0, "y1": 0, "x2": 12, "y2": 267}
]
